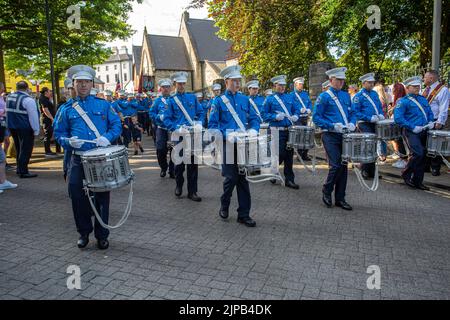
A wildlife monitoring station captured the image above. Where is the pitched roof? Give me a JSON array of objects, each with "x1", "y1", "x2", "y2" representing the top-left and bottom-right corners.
[
  {"x1": 185, "y1": 18, "x2": 232, "y2": 62},
  {"x1": 105, "y1": 53, "x2": 132, "y2": 63},
  {"x1": 132, "y1": 45, "x2": 142, "y2": 72},
  {"x1": 147, "y1": 35, "x2": 192, "y2": 71}
]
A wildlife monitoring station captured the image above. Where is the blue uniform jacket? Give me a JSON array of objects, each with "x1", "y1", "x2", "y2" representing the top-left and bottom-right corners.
[
  {"x1": 53, "y1": 95, "x2": 122, "y2": 151},
  {"x1": 394, "y1": 94, "x2": 434, "y2": 131},
  {"x1": 248, "y1": 94, "x2": 265, "y2": 123},
  {"x1": 312, "y1": 87, "x2": 356, "y2": 131},
  {"x1": 290, "y1": 90, "x2": 312, "y2": 115},
  {"x1": 352, "y1": 88, "x2": 384, "y2": 122},
  {"x1": 208, "y1": 90, "x2": 260, "y2": 137},
  {"x1": 263, "y1": 92, "x2": 300, "y2": 127},
  {"x1": 163, "y1": 92, "x2": 204, "y2": 131},
  {"x1": 149, "y1": 95, "x2": 171, "y2": 128}
]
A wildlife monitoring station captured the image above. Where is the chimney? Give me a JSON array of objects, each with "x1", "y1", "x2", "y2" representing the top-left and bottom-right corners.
[
  {"x1": 119, "y1": 46, "x2": 128, "y2": 55},
  {"x1": 111, "y1": 47, "x2": 118, "y2": 55},
  {"x1": 182, "y1": 11, "x2": 190, "y2": 22}
]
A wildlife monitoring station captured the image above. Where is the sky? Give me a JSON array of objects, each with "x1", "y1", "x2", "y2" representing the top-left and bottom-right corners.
[{"x1": 108, "y1": 0, "x2": 210, "y2": 50}]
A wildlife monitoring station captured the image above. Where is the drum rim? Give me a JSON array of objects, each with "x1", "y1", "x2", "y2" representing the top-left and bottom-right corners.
[
  {"x1": 82, "y1": 145, "x2": 127, "y2": 157},
  {"x1": 428, "y1": 130, "x2": 450, "y2": 137},
  {"x1": 344, "y1": 133, "x2": 377, "y2": 138}
]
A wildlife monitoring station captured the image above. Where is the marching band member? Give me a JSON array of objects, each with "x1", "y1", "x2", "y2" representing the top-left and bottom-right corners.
[
  {"x1": 263, "y1": 75, "x2": 300, "y2": 189},
  {"x1": 394, "y1": 76, "x2": 435, "y2": 191},
  {"x1": 290, "y1": 76, "x2": 313, "y2": 161},
  {"x1": 209, "y1": 65, "x2": 260, "y2": 227},
  {"x1": 54, "y1": 65, "x2": 121, "y2": 249},
  {"x1": 322, "y1": 80, "x2": 330, "y2": 92},
  {"x1": 313, "y1": 67, "x2": 356, "y2": 210},
  {"x1": 246, "y1": 80, "x2": 265, "y2": 124},
  {"x1": 149, "y1": 78, "x2": 175, "y2": 178},
  {"x1": 136, "y1": 93, "x2": 150, "y2": 137},
  {"x1": 352, "y1": 72, "x2": 384, "y2": 180},
  {"x1": 163, "y1": 72, "x2": 204, "y2": 201},
  {"x1": 422, "y1": 70, "x2": 449, "y2": 176}
]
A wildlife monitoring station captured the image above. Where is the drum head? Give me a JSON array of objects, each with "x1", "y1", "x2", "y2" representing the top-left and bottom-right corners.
[
  {"x1": 83, "y1": 145, "x2": 126, "y2": 157},
  {"x1": 377, "y1": 119, "x2": 394, "y2": 125}
]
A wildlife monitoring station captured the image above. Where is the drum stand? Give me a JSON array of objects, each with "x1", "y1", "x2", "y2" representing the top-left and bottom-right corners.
[{"x1": 83, "y1": 179, "x2": 134, "y2": 230}]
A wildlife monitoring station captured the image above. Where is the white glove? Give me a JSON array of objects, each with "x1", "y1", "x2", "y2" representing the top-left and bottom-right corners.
[
  {"x1": 227, "y1": 132, "x2": 238, "y2": 143},
  {"x1": 412, "y1": 126, "x2": 423, "y2": 134},
  {"x1": 275, "y1": 112, "x2": 285, "y2": 121},
  {"x1": 300, "y1": 108, "x2": 307, "y2": 114},
  {"x1": 290, "y1": 115, "x2": 299, "y2": 123},
  {"x1": 176, "y1": 126, "x2": 189, "y2": 134},
  {"x1": 370, "y1": 115, "x2": 379, "y2": 123},
  {"x1": 68, "y1": 136, "x2": 84, "y2": 149},
  {"x1": 377, "y1": 114, "x2": 385, "y2": 121},
  {"x1": 247, "y1": 129, "x2": 258, "y2": 136},
  {"x1": 159, "y1": 114, "x2": 164, "y2": 121},
  {"x1": 306, "y1": 109, "x2": 311, "y2": 114},
  {"x1": 95, "y1": 136, "x2": 111, "y2": 147},
  {"x1": 193, "y1": 121, "x2": 203, "y2": 130},
  {"x1": 348, "y1": 123, "x2": 356, "y2": 132},
  {"x1": 425, "y1": 122, "x2": 435, "y2": 130},
  {"x1": 334, "y1": 123, "x2": 344, "y2": 133}
]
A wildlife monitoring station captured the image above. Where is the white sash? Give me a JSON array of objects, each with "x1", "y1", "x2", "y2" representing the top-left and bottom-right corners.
[
  {"x1": 249, "y1": 97, "x2": 263, "y2": 122},
  {"x1": 362, "y1": 92, "x2": 380, "y2": 116},
  {"x1": 72, "y1": 101, "x2": 101, "y2": 138},
  {"x1": 173, "y1": 96, "x2": 194, "y2": 126},
  {"x1": 273, "y1": 94, "x2": 293, "y2": 125},
  {"x1": 220, "y1": 95, "x2": 246, "y2": 131},
  {"x1": 161, "y1": 97, "x2": 168, "y2": 106},
  {"x1": 294, "y1": 91, "x2": 307, "y2": 111},
  {"x1": 407, "y1": 96, "x2": 427, "y2": 120},
  {"x1": 326, "y1": 89, "x2": 349, "y2": 126}
]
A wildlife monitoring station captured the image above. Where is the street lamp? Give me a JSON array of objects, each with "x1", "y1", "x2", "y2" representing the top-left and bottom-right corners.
[{"x1": 44, "y1": 0, "x2": 57, "y2": 104}]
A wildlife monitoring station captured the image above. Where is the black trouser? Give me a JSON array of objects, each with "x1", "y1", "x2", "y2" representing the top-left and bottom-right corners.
[
  {"x1": 402, "y1": 129, "x2": 427, "y2": 186},
  {"x1": 175, "y1": 151, "x2": 198, "y2": 195},
  {"x1": 156, "y1": 127, "x2": 174, "y2": 174},
  {"x1": 221, "y1": 142, "x2": 251, "y2": 219},
  {"x1": 278, "y1": 130, "x2": 295, "y2": 183},
  {"x1": 9, "y1": 128, "x2": 35, "y2": 175},
  {"x1": 42, "y1": 119, "x2": 54, "y2": 153},
  {"x1": 137, "y1": 112, "x2": 150, "y2": 135},
  {"x1": 357, "y1": 121, "x2": 377, "y2": 177},
  {"x1": 296, "y1": 116, "x2": 309, "y2": 159}
]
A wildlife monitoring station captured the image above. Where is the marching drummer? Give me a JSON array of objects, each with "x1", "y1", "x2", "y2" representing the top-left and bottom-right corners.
[
  {"x1": 263, "y1": 75, "x2": 300, "y2": 189},
  {"x1": 54, "y1": 65, "x2": 122, "y2": 250},
  {"x1": 291, "y1": 76, "x2": 313, "y2": 161},
  {"x1": 149, "y1": 78, "x2": 175, "y2": 178},
  {"x1": 246, "y1": 80, "x2": 265, "y2": 124},
  {"x1": 352, "y1": 72, "x2": 385, "y2": 180},
  {"x1": 394, "y1": 76, "x2": 435, "y2": 191},
  {"x1": 163, "y1": 72, "x2": 204, "y2": 202},
  {"x1": 208, "y1": 65, "x2": 260, "y2": 227},
  {"x1": 313, "y1": 67, "x2": 356, "y2": 210}
]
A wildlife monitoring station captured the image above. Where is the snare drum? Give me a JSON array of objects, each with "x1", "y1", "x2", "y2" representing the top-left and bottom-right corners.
[
  {"x1": 342, "y1": 133, "x2": 378, "y2": 164},
  {"x1": 427, "y1": 130, "x2": 450, "y2": 157},
  {"x1": 287, "y1": 125, "x2": 315, "y2": 150},
  {"x1": 237, "y1": 134, "x2": 272, "y2": 176},
  {"x1": 81, "y1": 145, "x2": 134, "y2": 192},
  {"x1": 375, "y1": 119, "x2": 401, "y2": 140}
]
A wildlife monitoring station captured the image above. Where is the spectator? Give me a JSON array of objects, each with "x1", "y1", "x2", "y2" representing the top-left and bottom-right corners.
[
  {"x1": 0, "y1": 82, "x2": 12, "y2": 171},
  {"x1": 6, "y1": 81, "x2": 40, "y2": 178},
  {"x1": 39, "y1": 87, "x2": 58, "y2": 156}
]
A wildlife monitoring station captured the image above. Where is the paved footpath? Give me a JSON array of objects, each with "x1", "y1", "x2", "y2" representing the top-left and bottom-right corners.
[{"x1": 1, "y1": 135, "x2": 449, "y2": 300}]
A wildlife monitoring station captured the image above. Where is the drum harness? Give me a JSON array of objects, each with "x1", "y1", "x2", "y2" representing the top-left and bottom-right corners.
[
  {"x1": 73, "y1": 102, "x2": 134, "y2": 229},
  {"x1": 327, "y1": 90, "x2": 379, "y2": 191}
]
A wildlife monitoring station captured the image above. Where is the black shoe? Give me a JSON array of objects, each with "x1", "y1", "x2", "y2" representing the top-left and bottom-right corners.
[
  {"x1": 416, "y1": 184, "x2": 430, "y2": 191},
  {"x1": 361, "y1": 171, "x2": 370, "y2": 180},
  {"x1": 160, "y1": 170, "x2": 166, "y2": 178},
  {"x1": 97, "y1": 239, "x2": 109, "y2": 250},
  {"x1": 140, "y1": 147, "x2": 144, "y2": 153},
  {"x1": 219, "y1": 207, "x2": 229, "y2": 219},
  {"x1": 77, "y1": 236, "x2": 89, "y2": 248},
  {"x1": 322, "y1": 192, "x2": 332, "y2": 208},
  {"x1": 175, "y1": 186, "x2": 182, "y2": 197},
  {"x1": 45, "y1": 152, "x2": 57, "y2": 157},
  {"x1": 335, "y1": 200, "x2": 353, "y2": 211},
  {"x1": 285, "y1": 181, "x2": 299, "y2": 189},
  {"x1": 169, "y1": 172, "x2": 175, "y2": 179},
  {"x1": 134, "y1": 150, "x2": 138, "y2": 155},
  {"x1": 301, "y1": 155, "x2": 312, "y2": 161},
  {"x1": 270, "y1": 179, "x2": 276, "y2": 184},
  {"x1": 431, "y1": 169, "x2": 440, "y2": 176},
  {"x1": 19, "y1": 173, "x2": 38, "y2": 178},
  {"x1": 401, "y1": 173, "x2": 415, "y2": 188},
  {"x1": 237, "y1": 217, "x2": 256, "y2": 227},
  {"x1": 188, "y1": 193, "x2": 202, "y2": 202}
]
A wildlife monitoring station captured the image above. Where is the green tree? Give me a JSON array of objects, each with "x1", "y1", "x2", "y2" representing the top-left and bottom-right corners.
[{"x1": 1, "y1": 0, "x2": 141, "y2": 99}]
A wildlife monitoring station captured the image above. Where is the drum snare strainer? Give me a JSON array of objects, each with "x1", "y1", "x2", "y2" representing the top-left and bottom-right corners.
[{"x1": 81, "y1": 145, "x2": 135, "y2": 229}]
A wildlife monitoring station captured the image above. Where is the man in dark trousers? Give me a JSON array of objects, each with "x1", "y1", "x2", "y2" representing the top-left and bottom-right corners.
[
  {"x1": 6, "y1": 81, "x2": 40, "y2": 178},
  {"x1": 39, "y1": 87, "x2": 58, "y2": 157}
]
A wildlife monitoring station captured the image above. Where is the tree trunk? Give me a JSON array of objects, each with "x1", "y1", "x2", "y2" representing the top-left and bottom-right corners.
[
  {"x1": 359, "y1": 28, "x2": 370, "y2": 73},
  {"x1": 54, "y1": 71, "x2": 60, "y2": 104},
  {"x1": 0, "y1": 41, "x2": 5, "y2": 86}
]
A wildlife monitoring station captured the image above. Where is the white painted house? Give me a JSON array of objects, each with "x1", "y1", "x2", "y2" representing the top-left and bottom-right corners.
[{"x1": 94, "y1": 46, "x2": 134, "y2": 92}]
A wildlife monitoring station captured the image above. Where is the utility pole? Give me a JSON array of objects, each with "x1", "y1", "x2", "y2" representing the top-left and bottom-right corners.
[
  {"x1": 431, "y1": 0, "x2": 442, "y2": 71},
  {"x1": 45, "y1": 0, "x2": 57, "y2": 103}
]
